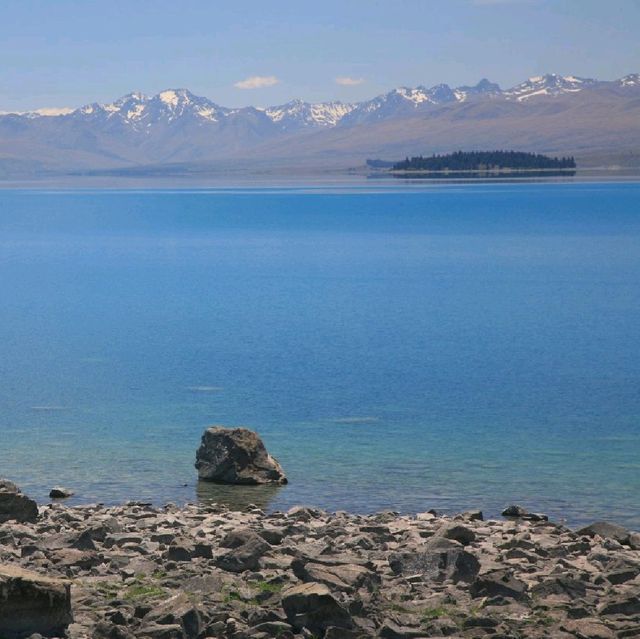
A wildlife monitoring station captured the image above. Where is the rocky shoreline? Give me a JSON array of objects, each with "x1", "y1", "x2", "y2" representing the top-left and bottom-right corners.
[{"x1": 2, "y1": 493, "x2": 640, "y2": 639}]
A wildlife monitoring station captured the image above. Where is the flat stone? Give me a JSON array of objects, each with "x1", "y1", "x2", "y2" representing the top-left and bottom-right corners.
[
  {"x1": 469, "y1": 569, "x2": 529, "y2": 601},
  {"x1": 577, "y1": 521, "x2": 630, "y2": 544}
]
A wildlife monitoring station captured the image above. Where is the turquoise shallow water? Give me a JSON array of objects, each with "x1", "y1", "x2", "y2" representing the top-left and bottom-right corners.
[{"x1": 1, "y1": 183, "x2": 639, "y2": 527}]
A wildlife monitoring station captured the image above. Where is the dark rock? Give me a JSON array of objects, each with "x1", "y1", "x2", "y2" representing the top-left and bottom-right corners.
[
  {"x1": 324, "y1": 627, "x2": 361, "y2": 639},
  {"x1": 598, "y1": 594, "x2": 640, "y2": 616},
  {"x1": 379, "y1": 620, "x2": 427, "y2": 639},
  {"x1": 48, "y1": 548, "x2": 100, "y2": 569},
  {"x1": 49, "y1": 487, "x2": 74, "y2": 499},
  {"x1": 531, "y1": 575, "x2": 587, "y2": 599},
  {"x1": 388, "y1": 538, "x2": 480, "y2": 583},
  {"x1": 0, "y1": 480, "x2": 38, "y2": 524},
  {"x1": 561, "y1": 619, "x2": 615, "y2": 639},
  {"x1": 469, "y1": 569, "x2": 529, "y2": 601},
  {"x1": 143, "y1": 594, "x2": 202, "y2": 639},
  {"x1": 292, "y1": 558, "x2": 379, "y2": 592},
  {"x1": 216, "y1": 532, "x2": 270, "y2": 572},
  {"x1": 460, "y1": 510, "x2": 484, "y2": 521},
  {"x1": 165, "y1": 544, "x2": 193, "y2": 562},
  {"x1": 195, "y1": 426, "x2": 287, "y2": 485},
  {"x1": 281, "y1": 582, "x2": 352, "y2": 633},
  {"x1": 501, "y1": 505, "x2": 548, "y2": 521},
  {"x1": 251, "y1": 620, "x2": 294, "y2": 636},
  {"x1": 137, "y1": 623, "x2": 185, "y2": 639},
  {"x1": 0, "y1": 564, "x2": 72, "y2": 639},
  {"x1": 220, "y1": 527, "x2": 266, "y2": 549},
  {"x1": 577, "y1": 521, "x2": 630, "y2": 544},
  {"x1": 436, "y1": 522, "x2": 476, "y2": 546},
  {"x1": 502, "y1": 505, "x2": 528, "y2": 518}
]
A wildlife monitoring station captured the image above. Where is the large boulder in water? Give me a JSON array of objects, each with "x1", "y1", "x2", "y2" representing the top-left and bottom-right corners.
[
  {"x1": 0, "y1": 479, "x2": 38, "y2": 524},
  {"x1": 195, "y1": 427, "x2": 287, "y2": 485}
]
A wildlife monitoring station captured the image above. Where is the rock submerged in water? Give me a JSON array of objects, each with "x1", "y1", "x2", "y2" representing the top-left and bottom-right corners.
[
  {"x1": 49, "y1": 486, "x2": 74, "y2": 499},
  {"x1": 195, "y1": 426, "x2": 287, "y2": 485},
  {"x1": 0, "y1": 479, "x2": 38, "y2": 524}
]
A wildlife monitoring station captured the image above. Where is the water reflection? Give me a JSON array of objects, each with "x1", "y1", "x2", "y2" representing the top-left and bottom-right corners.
[
  {"x1": 372, "y1": 169, "x2": 577, "y2": 182},
  {"x1": 196, "y1": 480, "x2": 284, "y2": 511}
]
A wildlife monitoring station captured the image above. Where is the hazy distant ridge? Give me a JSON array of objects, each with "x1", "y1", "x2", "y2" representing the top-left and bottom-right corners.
[{"x1": 1, "y1": 73, "x2": 639, "y2": 176}]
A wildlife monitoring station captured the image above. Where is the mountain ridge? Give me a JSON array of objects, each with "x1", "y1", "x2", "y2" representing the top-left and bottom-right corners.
[{"x1": 1, "y1": 73, "x2": 640, "y2": 177}]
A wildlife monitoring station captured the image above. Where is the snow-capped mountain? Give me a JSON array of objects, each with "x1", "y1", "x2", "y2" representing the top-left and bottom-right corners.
[
  {"x1": 454, "y1": 78, "x2": 502, "y2": 102},
  {"x1": 619, "y1": 73, "x2": 640, "y2": 87},
  {"x1": 504, "y1": 74, "x2": 598, "y2": 101},
  {"x1": 71, "y1": 89, "x2": 231, "y2": 130},
  {"x1": 264, "y1": 99, "x2": 356, "y2": 130},
  {"x1": 1, "y1": 72, "x2": 639, "y2": 177}
]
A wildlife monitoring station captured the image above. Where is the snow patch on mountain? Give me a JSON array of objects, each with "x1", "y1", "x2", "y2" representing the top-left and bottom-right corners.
[
  {"x1": 265, "y1": 99, "x2": 356, "y2": 129},
  {"x1": 505, "y1": 74, "x2": 597, "y2": 101},
  {"x1": 619, "y1": 73, "x2": 640, "y2": 87}
]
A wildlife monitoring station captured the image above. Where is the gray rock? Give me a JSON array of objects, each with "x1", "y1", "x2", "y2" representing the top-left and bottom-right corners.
[
  {"x1": 137, "y1": 623, "x2": 185, "y2": 639},
  {"x1": 216, "y1": 531, "x2": 270, "y2": 572},
  {"x1": 577, "y1": 521, "x2": 630, "y2": 544},
  {"x1": 379, "y1": 620, "x2": 427, "y2": 639},
  {"x1": 281, "y1": 582, "x2": 352, "y2": 633},
  {"x1": 501, "y1": 504, "x2": 548, "y2": 521},
  {"x1": 598, "y1": 594, "x2": 640, "y2": 616},
  {"x1": 531, "y1": 575, "x2": 587, "y2": 599},
  {"x1": 143, "y1": 594, "x2": 202, "y2": 639},
  {"x1": 628, "y1": 532, "x2": 640, "y2": 550},
  {"x1": 436, "y1": 522, "x2": 476, "y2": 546},
  {"x1": 0, "y1": 480, "x2": 38, "y2": 524},
  {"x1": 0, "y1": 564, "x2": 72, "y2": 639},
  {"x1": 292, "y1": 558, "x2": 379, "y2": 593},
  {"x1": 195, "y1": 427, "x2": 287, "y2": 485},
  {"x1": 49, "y1": 487, "x2": 74, "y2": 499},
  {"x1": 469, "y1": 569, "x2": 529, "y2": 600},
  {"x1": 502, "y1": 505, "x2": 528, "y2": 517},
  {"x1": 388, "y1": 538, "x2": 480, "y2": 583}
]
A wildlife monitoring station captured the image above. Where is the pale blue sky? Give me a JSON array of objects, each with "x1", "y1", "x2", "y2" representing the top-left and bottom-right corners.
[{"x1": 1, "y1": 0, "x2": 639, "y2": 111}]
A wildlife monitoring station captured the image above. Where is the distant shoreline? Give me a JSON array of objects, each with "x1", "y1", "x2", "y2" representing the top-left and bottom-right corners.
[{"x1": 389, "y1": 166, "x2": 578, "y2": 176}]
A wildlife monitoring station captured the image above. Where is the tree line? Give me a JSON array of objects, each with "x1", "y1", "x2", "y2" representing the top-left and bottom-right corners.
[{"x1": 393, "y1": 151, "x2": 576, "y2": 171}]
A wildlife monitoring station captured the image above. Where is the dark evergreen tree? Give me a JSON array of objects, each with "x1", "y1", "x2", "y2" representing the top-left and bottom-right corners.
[{"x1": 393, "y1": 150, "x2": 576, "y2": 171}]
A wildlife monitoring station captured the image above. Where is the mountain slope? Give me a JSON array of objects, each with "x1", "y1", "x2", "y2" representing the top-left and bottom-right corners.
[{"x1": 1, "y1": 73, "x2": 639, "y2": 177}]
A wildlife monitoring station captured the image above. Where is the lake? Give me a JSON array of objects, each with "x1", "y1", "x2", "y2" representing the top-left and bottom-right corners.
[{"x1": 1, "y1": 182, "x2": 639, "y2": 527}]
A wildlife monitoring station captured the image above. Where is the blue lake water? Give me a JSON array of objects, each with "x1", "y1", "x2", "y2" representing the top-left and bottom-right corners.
[{"x1": 1, "y1": 183, "x2": 639, "y2": 527}]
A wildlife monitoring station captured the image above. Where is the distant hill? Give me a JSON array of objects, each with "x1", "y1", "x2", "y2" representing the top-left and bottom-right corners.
[
  {"x1": 1, "y1": 74, "x2": 639, "y2": 177},
  {"x1": 393, "y1": 150, "x2": 576, "y2": 172}
]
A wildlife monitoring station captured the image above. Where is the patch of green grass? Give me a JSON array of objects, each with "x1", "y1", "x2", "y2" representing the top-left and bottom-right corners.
[
  {"x1": 521, "y1": 610, "x2": 555, "y2": 627},
  {"x1": 223, "y1": 590, "x2": 242, "y2": 603},
  {"x1": 389, "y1": 602, "x2": 414, "y2": 614},
  {"x1": 251, "y1": 580, "x2": 284, "y2": 594},
  {"x1": 421, "y1": 606, "x2": 450, "y2": 621},
  {"x1": 123, "y1": 583, "x2": 166, "y2": 601}
]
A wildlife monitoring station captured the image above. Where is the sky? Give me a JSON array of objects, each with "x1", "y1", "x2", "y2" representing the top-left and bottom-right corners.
[{"x1": 1, "y1": 0, "x2": 639, "y2": 111}]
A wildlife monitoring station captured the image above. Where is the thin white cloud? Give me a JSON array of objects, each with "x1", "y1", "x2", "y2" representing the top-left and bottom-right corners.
[
  {"x1": 234, "y1": 75, "x2": 280, "y2": 90},
  {"x1": 335, "y1": 76, "x2": 365, "y2": 86}
]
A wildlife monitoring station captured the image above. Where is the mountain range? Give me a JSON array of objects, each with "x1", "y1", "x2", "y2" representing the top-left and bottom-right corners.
[{"x1": 1, "y1": 73, "x2": 639, "y2": 177}]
